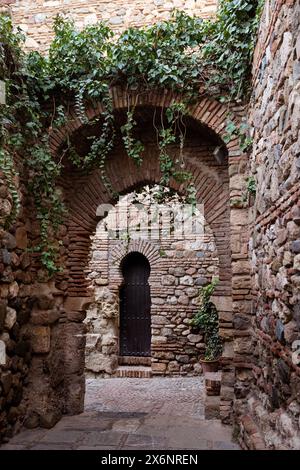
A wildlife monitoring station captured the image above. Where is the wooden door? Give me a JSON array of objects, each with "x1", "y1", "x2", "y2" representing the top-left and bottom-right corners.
[{"x1": 120, "y1": 252, "x2": 151, "y2": 356}]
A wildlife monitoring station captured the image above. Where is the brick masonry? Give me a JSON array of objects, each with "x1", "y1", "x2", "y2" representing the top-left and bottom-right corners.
[
  {"x1": 0, "y1": 81, "x2": 250, "y2": 440},
  {"x1": 84, "y1": 189, "x2": 220, "y2": 378},
  {"x1": 236, "y1": 0, "x2": 300, "y2": 450},
  {"x1": 0, "y1": 0, "x2": 277, "y2": 448},
  {"x1": 47, "y1": 89, "x2": 250, "y2": 425}
]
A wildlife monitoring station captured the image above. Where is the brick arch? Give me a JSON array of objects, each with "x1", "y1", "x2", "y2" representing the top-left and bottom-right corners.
[
  {"x1": 111, "y1": 240, "x2": 161, "y2": 269},
  {"x1": 62, "y1": 161, "x2": 229, "y2": 300},
  {"x1": 54, "y1": 88, "x2": 248, "y2": 419},
  {"x1": 49, "y1": 87, "x2": 243, "y2": 158}
]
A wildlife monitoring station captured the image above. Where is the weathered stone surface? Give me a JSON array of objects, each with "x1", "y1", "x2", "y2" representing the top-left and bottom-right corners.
[
  {"x1": 233, "y1": 337, "x2": 252, "y2": 355},
  {"x1": 2, "y1": 233, "x2": 16, "y2": 250},
  {"x1": 4, "y1": 307, "x2": 17, "y2": 330},
  {"x1": 1, "y1": 372, "x2": 12, "y2": 396},
  {"x1": 24, "y1": 412, "x2": 40, "y2": 429},
  {"x1": 205, "y1": 395, "x2": 220, "y2": 419},
  {"x1": 40, "y1": 411, "x2": 62, "y2": 429},
  {"x1": 187, "y1": 334, "x2": 202, "y2": 344},
  {"x1": 179, "y1": 275, "x2": 193, "y2": 286},
  {"x1": 0, "y1": 340, "x2": 6, "y2": 365},
  {"x1": 291, "y1": 240, "x2": 300, "y2": 253},
  {"x1": 195, "y1": 277, "x2": 208, "y2": 286},
  {"x1": 0, "y1": 301, "x2": 6, "y2": 331},
  {"x1": 15, "y1": 227, "x2": 28, "y2": 249},
  {"x1": 1, "y1": 249, "x2": 11, "y2": 265},
  {"x1": 85, "y1": 344, "x2": 118, "y2": 374},
  {"x1": 30, "y1": 326, "x2": 51, "y2": 354},
  {"x1": 30, "y1": 309, "x2": 60, "y2": 325}
]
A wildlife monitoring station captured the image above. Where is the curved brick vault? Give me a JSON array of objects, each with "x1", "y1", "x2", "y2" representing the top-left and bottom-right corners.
[{"x1": 30, "y1": 88, "x2": 250, "y2": 421}]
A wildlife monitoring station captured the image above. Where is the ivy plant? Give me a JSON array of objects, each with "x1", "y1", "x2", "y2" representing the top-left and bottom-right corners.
[
  {"x1": 0, "y1": 0, "x2": 263, "y2": 274},
  {"x1": 190, "y1": 278, "x2": 222, "y2": 361}
]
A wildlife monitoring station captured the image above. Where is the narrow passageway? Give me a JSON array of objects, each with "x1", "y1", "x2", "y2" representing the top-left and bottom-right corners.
[{"x1": 1, "y1": 378, "x2": 239, "y2": 450}]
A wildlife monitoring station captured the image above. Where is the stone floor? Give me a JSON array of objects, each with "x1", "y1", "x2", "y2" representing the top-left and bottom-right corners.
[{"x1": 0, "y1": 377, "x2": 240, "y2": 450}]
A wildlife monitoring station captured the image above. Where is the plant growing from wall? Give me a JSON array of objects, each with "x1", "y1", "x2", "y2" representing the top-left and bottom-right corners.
[
  {"x1": 0, "y1": 148, "x2": 20, "y2": 226},
  {"x1": 223, "y1": 119, "x2": 253, "y2": 152},
  {"x1": 0, "y1": 0, "x2": 263, "y2": 274},
  {"x1": 191, "y1": 278, "x2": 222, "y2": 361}
]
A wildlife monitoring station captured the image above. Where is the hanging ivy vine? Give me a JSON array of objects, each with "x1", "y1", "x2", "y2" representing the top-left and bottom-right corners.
[{"x1": 0, "y1": 0, "x2": 263, "y2": 275}]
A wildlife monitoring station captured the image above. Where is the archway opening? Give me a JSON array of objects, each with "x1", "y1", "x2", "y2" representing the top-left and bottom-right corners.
[
  {"x1": 25, "y1": 93, "x2": 242, "y2": 424},
  {"x1": 120, "y1": 252, "x2": 151, "y2": 358},
  {"x1": 84, "y1": 184, "x2": 221, "y2": 379}
]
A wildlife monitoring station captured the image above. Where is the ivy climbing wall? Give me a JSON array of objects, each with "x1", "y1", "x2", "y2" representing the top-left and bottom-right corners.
[{"x1": 5, "y1": 0, "x2": 218, "y2": 52}]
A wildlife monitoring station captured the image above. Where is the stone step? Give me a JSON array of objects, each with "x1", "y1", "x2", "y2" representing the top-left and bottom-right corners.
[
  {"x1": 118, "y1": 355, "x2": 151, "y2": 366},
  {"x1": 115, "y1": 366, "x2": 152, "y2": 378}
]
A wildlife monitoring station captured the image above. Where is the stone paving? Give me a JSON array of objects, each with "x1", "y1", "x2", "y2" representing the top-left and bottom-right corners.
[{"x1": 0, "y1": 377, "x2": 240, "y2": 450}]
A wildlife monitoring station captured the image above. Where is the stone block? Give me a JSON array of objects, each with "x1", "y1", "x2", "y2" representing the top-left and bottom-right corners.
[
  {"x1": 195, "y1": 277, "x2": 207, "y2": 286},
  {"x1": 30, "y1": 309, "x2": 60, "y2": 325},
  {"x1": 212, "y1": 296, "x2": 232, "y2": 312},
  {"x1": 291, "y1": 240, "x2": 300, "y2": 253},
  {"x1": 162, "y1": 275, "x2": 175, "y2": 285},
  {"x1": 0, "y1": 301, "x2": 6, "y2": 330},
  {"x1": 152, "y1": 335, "x2": 167, "y2": 344},
  {"x1": 2, "y1": 233, "x2": 16, "y2": 250},
  {"x1": 0, "y1": 340, "x2": 6, "y2": 365},
  {"x1": 15, "y1": 227, "x2": 28, "y2": 249},
  {"x1": 85, "y1": 351, "x2": 117, "y2": 374},
  {"x1": 205, "y1": 395, "x2": 220, "y2": 419},
  {"x1": 40, "y1": 411, "x2": 62, "y2": 429},
  {"x1": 233, "y1": 337, "x2": 252, "y2": 355},
  {"x1": 151, "y1": 362, "x2": 167, "y2": 373},
  {"x1": 151, "y1": 315, "x2": 166, "y2": 325},
  {"x1": 180, "y1": 275, "x2": 193, "y2": 285},
  {"x1": 230, "y1": 209, "x2": 248, "y2": 226},
  {"x1": 4, "y1": 307, "x2": 17, "y2": 330},
  {"x1": 176, "y1": 354, "x2": 190, "y2": 364},
  {"x1": 220, "y1": 385, "x2": 234, "y2": 401},
  {"x1": 64, "y1": 296, "x2": 92, "y2": 313},
  {"x1": 30, "y1": 326, "x2": 51, "y2": 354},
  {"x1": 187, "y1": 334, "x2": 202, "y2": 343},
  {"x1": 168, "y1": 361, "x2": 180, "y2": 373},
  {"x1": 233, "y1": 314, "x2": 251, "y2": 330},
  {"x1": 219, "y1": 310, "x2": 233, "y2": 322}
]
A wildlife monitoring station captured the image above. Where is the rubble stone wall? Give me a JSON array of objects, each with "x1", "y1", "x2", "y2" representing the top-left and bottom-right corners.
[
  {"x1": 2, "y1": 0, "x2": 218, "y2": 52},
  {"x1": 238, "y1": 0, "x2": 300, "y2": 450},
  {"x1": 84, "y1": 194, "x2": 220, "y2": 378}
]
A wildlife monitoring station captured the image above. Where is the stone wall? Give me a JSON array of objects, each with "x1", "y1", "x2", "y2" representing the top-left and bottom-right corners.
[
  {"x1": 237, "y1": 0, "x2": 300, "y2": 450},
  {"x1": 4, "y1": 0, "x2": 218, "y2": 52},
  {"x1": 0, "y1": 162, "x2": 29, "y2": 442},
  {"x1": 84, "y1": 189, "x2": 220, "y2": 377},
  {"x1": 1, "y1": 85, "x2": 247, "y2": 441},
  {"x1": 0, "y1": 157, "x2": 67, "y2": 438}
]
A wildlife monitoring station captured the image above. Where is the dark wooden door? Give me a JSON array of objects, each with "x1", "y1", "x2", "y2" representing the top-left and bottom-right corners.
[{"x1": 120, "y1": 252, "x2": 151, "y2": 356}]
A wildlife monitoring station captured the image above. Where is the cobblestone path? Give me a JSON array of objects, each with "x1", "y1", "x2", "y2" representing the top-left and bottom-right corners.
[{"x1": 1, "y1": 377, "x2": 239, "y2": 450}]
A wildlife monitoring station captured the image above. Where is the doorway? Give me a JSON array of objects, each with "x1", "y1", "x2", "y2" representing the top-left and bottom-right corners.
[{"x1": 119, "y1": 252, "x2": 151, "y2": 357}]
